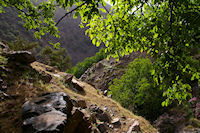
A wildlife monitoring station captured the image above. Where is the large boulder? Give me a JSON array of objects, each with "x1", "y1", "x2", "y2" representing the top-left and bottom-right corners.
[
  {"x1": 64, "y1": 108, "x2": 91, "y2": 133},
  {"x1": 6, "y1": 51, "x2": 36, "y2": 65},
  {"x1": 22, "y1": 92, "x2": 73, "y2": 133},
  {"x1": 23, "y1": 110, "x2": 67, "y2": 133}
]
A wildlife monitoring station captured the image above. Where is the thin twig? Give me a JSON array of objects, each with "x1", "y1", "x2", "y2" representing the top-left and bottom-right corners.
[
  {"x1": 102, "y1": 4, "x2": 109, "y2": 13},
  {"x1": 55, "y1": 2, "x2": 86, "y2": 26},
  {"x1": 2, "y1": 0, "x2": 30, "y2": 16}
]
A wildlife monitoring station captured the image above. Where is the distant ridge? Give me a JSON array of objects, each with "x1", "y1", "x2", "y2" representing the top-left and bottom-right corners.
[{"x1": 0, "y1": 3, "x2": 111, "y2": 65}]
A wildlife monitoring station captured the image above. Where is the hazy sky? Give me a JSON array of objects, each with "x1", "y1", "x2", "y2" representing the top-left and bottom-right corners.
[{"x1": 105, "y1": 0, "x2": 111, "y2": 5}]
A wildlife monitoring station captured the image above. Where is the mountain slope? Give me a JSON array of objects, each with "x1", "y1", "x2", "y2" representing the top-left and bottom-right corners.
[
  {"x1": 0, "y1": 43, "x2": 157, "y2": 132},
  {"x1": 0, "y1": 4, "x2": 109, "y2": 65}
]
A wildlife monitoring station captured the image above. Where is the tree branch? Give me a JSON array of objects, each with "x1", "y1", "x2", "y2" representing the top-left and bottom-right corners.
[
  {"x1": 102, "y1": 4, "x2": 109, "y2": 13},
  {"x1": 55, "y1": 2, "x2": 86, "y2": 26}
]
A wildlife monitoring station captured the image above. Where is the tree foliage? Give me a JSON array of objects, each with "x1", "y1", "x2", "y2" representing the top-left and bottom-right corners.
[
  {"x1": 0, "y1": 0, "x2": 199, "y2": 105},
  {"x1": 39, "y1": 46, "x2": 71, "y2": 71},
  {"x1": 109, "y1": 58, "x2": 164, "y2": 121},
  {"x1": 2, "y1": 37, "x2": 71, "y2": 71},
  {"x1": 67, "y1": 48, "x2": 107, "y2": 78},
  {"x1": 6, "y1": 36, "x2": 38, "y2": 51},
  {"x1": 85, "y1": 0, "x2": 200, "y2": 106}
]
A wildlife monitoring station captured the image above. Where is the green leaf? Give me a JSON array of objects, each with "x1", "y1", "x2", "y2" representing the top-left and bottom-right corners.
[
  {"x1": 185, "y1": 43, "x2": 189, "y2": 47},
  {"x1": 99, "y1": 8, "x2": 107, "y2": 13},
  {"x1": 92, "y1": 38, "x2": 96, "y2": 45},
  {"x1": 73, "y1": 11, "x2": 79, "y2": 19}
]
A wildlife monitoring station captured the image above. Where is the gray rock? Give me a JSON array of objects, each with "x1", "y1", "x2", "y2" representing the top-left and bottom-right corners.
[
  {"x1": 89, "y1": 104, "x2": 103, "y2": 114},
  {"x1": 64, "y1": 108, "x2": 91, "y2": 133},
  {"x1": 22, "y1": 92, "x2": 73, "y2": 133},
  {"x1": 6, "y1": 51, "x2": 36, "y2": 65},
  {"x1": 127, "y1": 120, "x2": 140, "y2": 133},
  {"x1": 107, "y1": 94, "x2": 112, "y2": 98},
  {"x1": 96, "y1": 112, "x2": 111, "y2": 123},
  {"x1": 103, "y1": 90, "x2": 108, "y2": 96},
  {"x1": 65, "y1": 74, "x2": 73, "y2": 84},
  {"x1": 97, "y1": 122, "x2": 109, "y2": 133},
  {"x1": 23, "y1": 110, "x2": 67, "y2": 133},
  {"x1": 111, "y1": 118, "x2": 121, "y2": 128}
]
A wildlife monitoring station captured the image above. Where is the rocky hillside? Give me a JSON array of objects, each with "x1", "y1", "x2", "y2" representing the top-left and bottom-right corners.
[
  {"x1": 80, "y1": 52, "x2": 149, "y2": 95},
  {"x1": 79, "y1": 51, "x2": 200, "y2": 133},
  {"x1": 0, "y1": 42, "x2": 157, "y2": 133}
]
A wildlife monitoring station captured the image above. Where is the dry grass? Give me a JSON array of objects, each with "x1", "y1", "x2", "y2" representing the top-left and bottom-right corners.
[
  {"x1": 0, "y1": 80, "x2": 47, "y2": 133},
  {"x1": 0, "y1": 62, "x2": 158, "y2": 133},
  {"x1": 31, "y1": 62, "x2": 158, "y2": 133}
]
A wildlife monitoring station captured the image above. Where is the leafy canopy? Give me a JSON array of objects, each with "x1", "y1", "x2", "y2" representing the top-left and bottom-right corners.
[
  {"x1": 109, "y1": 58, "x2": 164, "y2": 121},
  {"x1": 0, "y1": 0, "x2": 199, "y2": 105}
]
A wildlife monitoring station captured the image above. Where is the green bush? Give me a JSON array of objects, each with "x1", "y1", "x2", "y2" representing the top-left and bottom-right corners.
[
  {"x1": 39, "y1": 46, "x2": 71, "y2": 71},
  {"x1": 7, "y1": 36, "x2": 38, "y2": 51},
  {"x1": 67, "y1": 48, "x2": 107, "y2": 78},
  {"x1": 0, "y1": 55, "x2": 7, "y2": 67},
  {"x1": 109, "y1": 57, "x2": 164, "y2": 121}
]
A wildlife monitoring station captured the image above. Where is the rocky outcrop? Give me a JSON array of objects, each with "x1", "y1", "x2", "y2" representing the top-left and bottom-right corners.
[
  {"x1": 21, "y1": 91, "x2": 142, "y2": 133},
  {"x1": 22, "y1": 92, "x2": 73, "y2": 133},
  {"x1": 64, "y1": 74, "x2": 85, "y2": 94},
  {"x1": 64, "y1": 108, "x2": 91, "y2": 133},
  {"x1": 127, "y1": 119, "x2": 140, "y2": 133},
  {"x1": 89, "y1": 104, "x2": 111, "y2": 123},
  {"x1": 111, "y1": 118, "x2": 121, "y2": 128},
  {"x1": 22, "y1": 92, "x2": 115, "y2": 133},
  {"x1": 79, "y1": 52, "x2": 148, "y2": 94},
  {"x1": 0, "y1": 46, "x2": 153, "y2": 133},
  {"x1": 23, "y1": 110, "x2": 67, "y2": 133},
  {"x1": 6, "y1": 51, "x2": 36, "y2": 65},
  {"x1": 153, "y1": 106, "x2": 200, "y2": 133}
]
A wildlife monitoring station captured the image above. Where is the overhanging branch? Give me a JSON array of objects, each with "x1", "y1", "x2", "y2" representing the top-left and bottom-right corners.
[{"x1": 55, "y1": 2, "x2": 86, "y2": 26}]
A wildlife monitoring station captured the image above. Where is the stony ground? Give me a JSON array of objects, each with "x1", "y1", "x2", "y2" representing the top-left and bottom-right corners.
[{"x1": 31, "y1": 61, "x2": 158, "y2": 133}]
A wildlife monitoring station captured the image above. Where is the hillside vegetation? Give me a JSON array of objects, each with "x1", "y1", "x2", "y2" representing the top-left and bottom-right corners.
[
  {"x1": 67, "y1": 48, "x2": 107, "y2": 78},
  {"x1": 0, "y1": 6, "x2": 99, "y2": 65},
  {"x1": 0, "y1": 45, "x2": 157, "y2": 132},
  {"x1": 109, "y1": 58, "x2": 164, "y2": 121}
]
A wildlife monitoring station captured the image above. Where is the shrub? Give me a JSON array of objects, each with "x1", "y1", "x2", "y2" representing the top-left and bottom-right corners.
[
  {"x1": 67, "y1": 48, "x2": 107, "y2": 78},
  {"x1": 108, "y1": 57, "x2": 164, "y2": 121},
  {"x1": 39, "y1": 46, "x2": 71, "y2": 71},
  {"x1": 6, "y1": 36, "x2": 38, "y2": 51}
]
